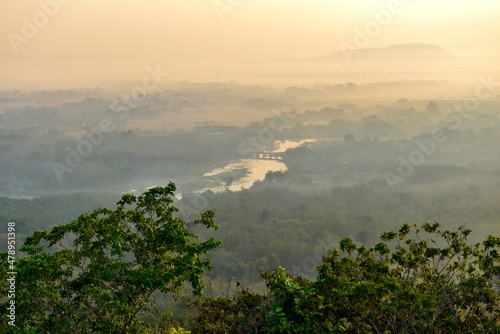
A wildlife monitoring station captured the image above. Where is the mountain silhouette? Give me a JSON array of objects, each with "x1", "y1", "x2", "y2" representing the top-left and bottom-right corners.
[{"x1": 278, "y1": 43, "x2": 459, "y2": 62}]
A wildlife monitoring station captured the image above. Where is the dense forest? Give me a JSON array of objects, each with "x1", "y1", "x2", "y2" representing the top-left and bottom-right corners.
[
  {"x1": 2, "y1": 185, "x2": 500, "y2": 333},
  {"x1": 1, "y1": 83, "x2": 500, "y2": 332}
]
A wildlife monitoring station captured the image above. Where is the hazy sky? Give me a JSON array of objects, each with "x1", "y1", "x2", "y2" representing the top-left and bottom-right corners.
[{"x1": 2, "y1": 0, "x2": 500, "y2": 89}]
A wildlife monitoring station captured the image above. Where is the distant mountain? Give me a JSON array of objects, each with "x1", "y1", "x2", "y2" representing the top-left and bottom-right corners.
[{"x1": 278, "y1": 43, "x2": 459, "y2": 62}]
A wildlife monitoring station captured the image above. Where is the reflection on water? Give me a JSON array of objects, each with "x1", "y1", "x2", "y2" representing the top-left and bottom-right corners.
[
  {"x1": 204, "y1": 159, "x2": 286, "y2": 192},
  {"x1": 271, "y1": 139, "x2": 316, "y2": 152},
  {"x1": 202, "y1": 139, "x2": 315, "y2": 193}
]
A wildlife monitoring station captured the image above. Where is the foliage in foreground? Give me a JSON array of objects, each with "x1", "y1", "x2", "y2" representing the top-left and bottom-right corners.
[
  {"x1": 3, "y1": 181, "x2": 500, "y2": 334},
  {"x1": 266, "y1": 223, "x2": 500, "y2": 333},
  {"x1": 190, "y1": 288, "x2": 268, "y2": 333},
  {"x1": 195, "y1": 223, "x2": 500, "y2": 333},
  {"x1": 0, "y1": 183, "x2": 221, "y2": 334}
]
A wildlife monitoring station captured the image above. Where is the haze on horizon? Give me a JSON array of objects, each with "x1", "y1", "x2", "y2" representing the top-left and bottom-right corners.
[{"x1": 2, "y1": 0, "x2": 500, "y2": 89}]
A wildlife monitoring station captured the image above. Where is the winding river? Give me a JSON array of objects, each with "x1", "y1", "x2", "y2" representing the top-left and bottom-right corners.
[{"x1": 199, "y1": 139, "x2": 314, "y2": 193}]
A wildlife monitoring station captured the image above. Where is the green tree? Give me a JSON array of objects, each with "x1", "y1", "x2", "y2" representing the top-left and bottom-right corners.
[
  {"x1": 0, "y1": 183, "x2": 221, "y2": 333},
  {"x1": 262, "y1": 223, "x2": 500, "y2": 333},
  {"x1": 190, "y1": 287, "x2": 267, "y2": 333},
  {"x1": 263, "y1": 267, "x2": 345, "y2": 333}
]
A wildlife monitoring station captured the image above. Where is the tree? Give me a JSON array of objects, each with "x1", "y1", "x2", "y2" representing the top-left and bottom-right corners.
[
  {"x1": 426, "y1": 100, "x2": 438, "y2": 114},
  {"x1": 0, "y1": 183, "x2": 221, "y2": 333},
  {"x1": 190, "y1": 287, "x2": 267, "y2": 333},
  {"x1": 262, "y1": 223, "x2": 500, "y2": 333},
  {"x1": 262, "y1": 267, "x2": 344, "y2": 333},
  {"x1": 343, "y1": 133, "x2": 355, "y2": 143}
]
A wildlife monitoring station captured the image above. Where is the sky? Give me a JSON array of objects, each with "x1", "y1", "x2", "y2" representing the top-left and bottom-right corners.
[{"x1": 1, "y1": 0, "x2": 500, "y2": 89}]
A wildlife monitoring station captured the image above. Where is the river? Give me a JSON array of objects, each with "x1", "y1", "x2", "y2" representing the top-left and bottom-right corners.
[{"x1": 199, "y1": 139, "x2": 315, "y2": 193}]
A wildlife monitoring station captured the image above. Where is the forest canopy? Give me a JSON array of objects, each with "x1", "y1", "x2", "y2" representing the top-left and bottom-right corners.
[{"x1": 2, "y1": 185, "x2": 500, "y2": 333}]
